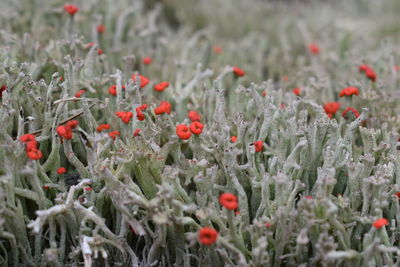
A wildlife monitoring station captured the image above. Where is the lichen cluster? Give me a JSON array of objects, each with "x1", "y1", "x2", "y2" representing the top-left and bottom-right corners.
[{"x1": 1, "y1": 0, "x2": 400, "y2": 266}]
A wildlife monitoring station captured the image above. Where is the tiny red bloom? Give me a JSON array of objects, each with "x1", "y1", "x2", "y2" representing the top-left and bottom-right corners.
[
  {"x1": 136, "y1": 104, "x2": 148, "y2": 121},
  {"x1": 188, "y1": 110, "x2": 201, "y2": 122},
  {"x1": 64, "y1": 4, "x2": 79, "y2": 16},
  {"x1": 292, "y1": 88, "x2": 301, "y2": 96},
  {"x1": 109, "y1": 131, "x2": 120, "y2": 140},
  {"x1": 230, "y1": 136, "x2": 237, "y2": 143},
  {"x1": 142, "y1": 57, "x2": 152, "y2": 65},
  {"x1": 213, "y1": 45, "x2": 222, "y2": 54},
  {"x1": 97, "y1": 24, "x2": 105, "y2": 33},
  {"x1": 116, "y1": 111, "x2": 133, "y2": 124},
  {"x1": 108, "y1": 85, "x2": 126, "y2": 96},
  {"x1": 154, "y1": 82, "x2": 169, "y2": 92},
  {"x1": 176, "y1": 124, "x2": 191, "y2": 140},
  {"x1": 84, "y1": 187, "x2": 93, "y2": 192},
  {"x1": 305, "y1": 196, "x2": 313, "y2": 199},
  {"x1": 25, "y1": 141, "x2": 38, "y2": 152},
  {"x1": 26, "y1": 149, "x2": 43, "y2": 160},
  {"x1": 97, "y1": 48, "x2": 103, "y2": 55},
  {"x1": 394, "y1": 65, "x2": 400, "y2": 72},
  {"x1": 198, "y1": 227, "x2": 218, "y2": 246},
  {"x1": 154, "y1": 101, "x2": 172, "y2": 115},
  {"x1": 394, "y1": 192, "x2": 400, "y2": 198},
  {"x1": 365, "y1": 68, "x2": 376, "y2": 82},
  {"x1": 261, "y1": 91, "x2": 267, "y2": 97},
  {"x1": 97, "y1": 124, "x2": 111, "y2": 132},
  {"x1": 20, "y1": 134, "x2": 36, "y2": 143},
  {"x1": 66, "y1": 120, "x2": 79, "y2": 129},
  {"x1": 359, "y1": 64, "x2": 370, "y2": 73},
  {"x1": 43, "y1": 185, "x2": 49, "y2": 190},
  {"x1": 0, "y1": 85, "x2": 6, "y2": 98},
  {"x1": 373, "y1": 218, "x2": 389, "y2": 229},
  {"x1": 57, "y1": 167, "x2": 67, "y2": 174},
  {"x1": 265, "y1": 223, "x2": 272, "y2": 228},
  {"x1": 219, "y1": 193, "x2": 238, "y2": 210},
  {"x1": 190, "y1": 122, "x2": 203, "y2": 135},
  {"x1": 324, "y1": 102, "x2": 341, "y2": 118},
  {"x1": 232, "y1": 66, "x2": 245, "y2": 77},
  {"x1": 282, "y1": 75, "x2": 289, "y2": 82},
  {"x1": 342, "y1": 107, "x2": 360, "y2": 119},
  {"x1": 133, "y1": 128, "x2": 141, "y2": 137},
  {"x1": 131, "y1": 74, "x2": 149, "y2": 88},
  {"x1": 339, "y1": 87, "x2": 359, "y2": 97},
  {"x1": 308, "y1": 43, "x2": 320, "y2": 54},
  {"x1": 74, "y1": 89, "x2": 85, "y2": 98},
  {"x1": 253, "y1": 141, "x2": 263, "y2": 152},
  {"x1": 56, "y1": 125, "x2": 73, "y2": 139}
]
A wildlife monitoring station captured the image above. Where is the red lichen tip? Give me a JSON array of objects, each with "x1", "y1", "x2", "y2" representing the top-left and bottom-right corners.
[
  {"x1": 308, "y1": 43, "x2": 320, "y2": 54},
  {"x1": 176, "y1": 124, "x2": 191, "y2": 140},
  {"x1": 232, "y1": 66, "x2": 245, "y2": 77},
  {"x1": 198, "y1": 227, "x2": 218, "y2": 246},
  {"x1": 64, "y1": 4, "x2": 79, "y2": 16},
  {"x1": 373, "y1": 218, "x2": 388, "y2": 229},
  {"x1": 57, "y1": 167, "x2": 67, "y2": 175},
  {"x1": 190, "y1": 121, "x2": 203, "y2": 135},
  {"x1": 219, "y1": 193, "x2": 238, "y2": 210}
]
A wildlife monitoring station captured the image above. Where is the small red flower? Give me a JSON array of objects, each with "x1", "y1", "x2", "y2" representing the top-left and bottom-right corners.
[
  {"x1": 308, "y1": 43, "x2": 320, "y2": 54},
  {"x1": 84, "y1": 187, "x2": 93, "y2": 192},
  {"x1": 57, "y1": 167, "x2": 67, "y2": 174},
  {"x1": 43, "y1": 185, "x2": 49, "y2": 190},
  {"x1": 133, "y1": 128, "x2": 141, "y2": 137},
  {"x1": 232, "y1": 66, "x2": 245, "y2": 77},
  {"x1": 394, "y1": 65, "x2": 400, "y2": 72},
  {"x1": 342, "y1": 107, "x2": 360, "y2": 119},
  {"x1": 213, "y1": 46, "x2": 222, "y2": 54},
  {"x1": 74, "y1": 89, "x2": 85, "y2": 98},
  {"x1": 136, "y1": 104, "x2": 148, "y2": 121},
  {"x1": 198, "y1": 227, "x2": 218, "y2": 246},
  {"x1": 176, "y1": 124, "x2": 191, "y2": 140},
  {"x1": 230, "y1": 136, "x2": 237, "y2": 143},
  {"x1": 324, "y1": 102, "x2": 341, "y2": 118},
  {"x1": 56, "y1": 125, "x2": 73, "y2": 140},
  {"x1": 265, "y1": 223, "x2": 272, "y2": 228},
  {"x1": 339, "y1": 87, "x2": 359, "y2": 97},
  {"x1": 116, "y1": 111, "x2": 133, "y2": 124},
  {"x1": 26, "y1": 149, "x2": 43, "y2": 160},
  {"x1": 97, "y1": 48, "x2": 103, "y2": 55},
  {"x1": 96, "y1": 124, "x2": 111, "y2": 132},
  {"x1": 365, "y1": 68, "x2": 376, "y2": 82},
  {"x1": 188, "y1": 110, "x2": 201, "y2": 122},
  {"x1": 154, "y1": 101, "x2": 172, "y2": 115},
  {"x1": 190, "y1": 122, "x2": 203, "y2": 135},
  {"x1": 0, "y1": 85, "x2": 7, "y2": 98},
  {"x1": 219, "y1": 193, "x2": 238, "y2": 210},
  {"x1": 359, "y1": 64, "x2": 370, "y2": 73},
  {"x1": 131, "y1": 74, "x2": 149, "y2": 88},
  {"x1": 373, "y1": 218, "x2": 389, "y2": 229},
  {"x1": 142, "y1": 57, "x2": 152, "y2": 65},
  {"x1": 109, "y1": 131, "x2": 120, "y2": 140},
  {"x1": 305, "y1": 196, "x2": 313, "y2": 199},
  {"x1": 282, "y1": 75, "x2": 289, "y2": 82},
  {"x1": 292, "y1": 88, "x2": 301, "y2": 96},
  {"x1": 154, "y1": 82, "x2": 169, "y2": 92},
  {"x1": 394, "y1": 192, "x2": 400, "y2": 198},
  {"x1": 25, "y1": 141, "x2": 38, "y2": 152},
  {"x1": 64, "y1": 4, "x2": 79, "y2": 16},
  {"x1": 253, "y1": 141, "x2": 263, "y2": 152},
  {"x1": 97, "y1": 24, "x2": 105, "y2": 33},
  {"x1": 108, "y1": 85, "x2": 126, "y2": 96},
  {"x1": 20, "y1": 134, "x2": 36, "y2": 143},
  {"x1": 261, "y1": 91, "x2": 267, "y2": 97},
  {"x1": 66, "y1": 120, "x2": 79, "y2": 129}
]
